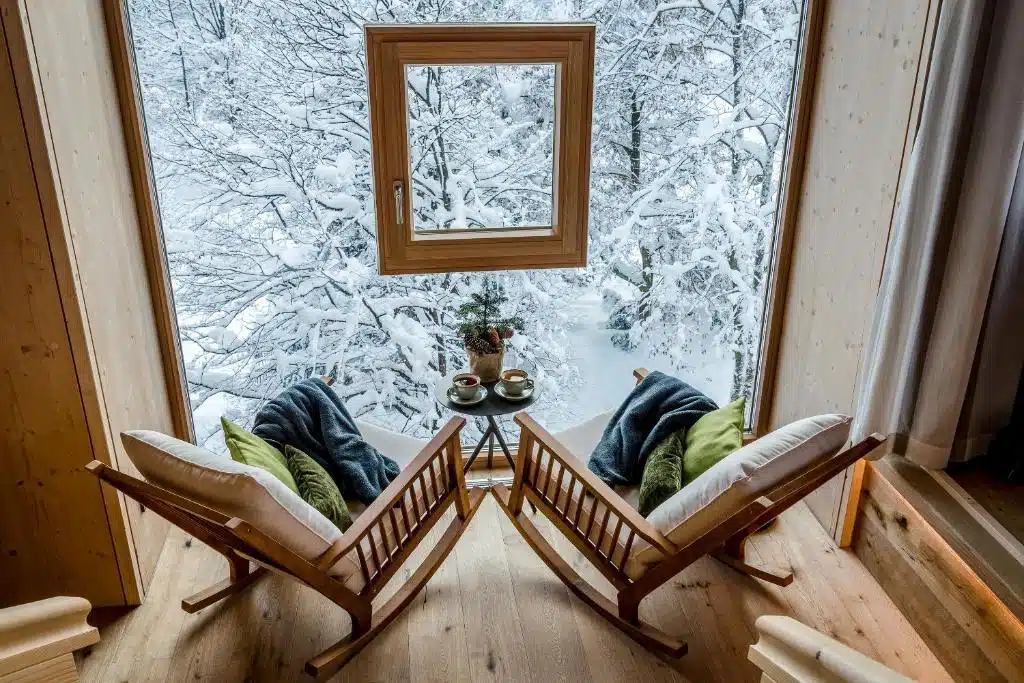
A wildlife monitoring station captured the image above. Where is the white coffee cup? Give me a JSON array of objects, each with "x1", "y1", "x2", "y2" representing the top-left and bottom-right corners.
[
  {"x1": 500, "y1": 369, "x2": 529, "y2": 396},
  {"x1": 452, "y1": 373, "x2": 481, "y2": 400}
]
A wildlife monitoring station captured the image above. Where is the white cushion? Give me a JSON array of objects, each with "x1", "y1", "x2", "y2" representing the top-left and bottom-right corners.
[
  {"x1": 121, "y1": 430, "x2": 343, "y2": 569},
  {"x1": 631, "y1": 414, "x2": 852, "y2": 568},
  {"x1": 356, "y1": 419, "x2": 426, "y2": 471},
  {"x1": 553, "y1": 410, "x2": 614, "y2": 460}
]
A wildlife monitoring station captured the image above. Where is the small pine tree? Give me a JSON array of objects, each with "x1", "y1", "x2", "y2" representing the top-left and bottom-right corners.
[{"x1": 457, "y1": 279, "x2": 524, "y2": 354}]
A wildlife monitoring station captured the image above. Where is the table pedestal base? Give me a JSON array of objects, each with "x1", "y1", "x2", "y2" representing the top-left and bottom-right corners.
[{"x1": 463, "y1": 415, "x2": 516, "y2": 471}]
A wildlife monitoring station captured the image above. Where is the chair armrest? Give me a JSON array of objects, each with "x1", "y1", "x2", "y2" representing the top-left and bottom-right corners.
[
  {"x1": 0, "y1": 597, "x2": 99, "y2": 677},
  {"x1": 315, "y1": 416, "x2": 466, "y2": 574},
  {"x1": 512, "y1": 412, "x2": 676, "y2": 558}
]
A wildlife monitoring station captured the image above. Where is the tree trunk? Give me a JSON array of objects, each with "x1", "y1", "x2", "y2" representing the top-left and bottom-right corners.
[{"x1": 629, "y1": 89, "x2": 654, "y2": 320}]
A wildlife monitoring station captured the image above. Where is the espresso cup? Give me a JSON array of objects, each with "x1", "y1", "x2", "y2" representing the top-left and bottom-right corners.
[
  {"x1": 452, "y1": 373, "x2": 480, "y2": 400},
  {"x1": 501, "y1": 369, "x2": 529, "y2": 396}
]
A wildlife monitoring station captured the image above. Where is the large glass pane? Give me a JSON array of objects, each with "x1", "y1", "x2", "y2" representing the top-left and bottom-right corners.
[
  {"x1": 406, "y1": 63, "x2": 556, "y2": 231},
  {"x1": 125, "y1": 0, "x2": 808, "y2": 452}
]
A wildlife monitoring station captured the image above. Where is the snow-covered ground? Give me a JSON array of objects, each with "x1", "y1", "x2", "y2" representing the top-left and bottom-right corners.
[{"x1": 507, "y1": 289, "x2": 733, "y2": 433}]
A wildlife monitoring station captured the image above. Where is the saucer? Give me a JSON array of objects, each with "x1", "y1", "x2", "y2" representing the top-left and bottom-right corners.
[
  {"x1": 447, "y1": 385, "x2": 486, "y2": 406},
  {"x1": 494, "y1": 380, "x2": 534, "y2": 402}
]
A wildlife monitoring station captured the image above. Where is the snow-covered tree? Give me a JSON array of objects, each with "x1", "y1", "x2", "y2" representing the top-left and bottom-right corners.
[{"x1": 127, "y1": 0, "x2": 803, "y2": 447}]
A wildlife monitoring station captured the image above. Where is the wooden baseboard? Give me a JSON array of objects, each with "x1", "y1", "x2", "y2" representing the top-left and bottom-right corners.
[{"x1": 853, "y1": 461, "x2": 1024, "y2": 683}]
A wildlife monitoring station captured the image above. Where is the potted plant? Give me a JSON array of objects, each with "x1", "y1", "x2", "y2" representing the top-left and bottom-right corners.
[{"x1": 456, "y1": 279, "x2": 523, "y2": 382}]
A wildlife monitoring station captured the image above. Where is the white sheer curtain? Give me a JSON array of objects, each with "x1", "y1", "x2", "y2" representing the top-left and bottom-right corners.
[{"x1": 850, "y1": 0, "x2": 1024, "y2": 469}]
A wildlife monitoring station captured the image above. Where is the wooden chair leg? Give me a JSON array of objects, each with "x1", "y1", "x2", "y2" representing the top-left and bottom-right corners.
[
  {"x1": 714, "y1": 533, "x2": 794, "y2": 587},
  {"x1": 305, "y1": 488, "x2": 486, "y2": 681},
  {"x1": 712, "y1": 552, "x2": 794, "y2": 587},
  {"x1": 181, "y1": 552, "x2": 267, "y2": 613},
  {"x1": 491, "y1": 485, "x2": 687, "y2": 658}
]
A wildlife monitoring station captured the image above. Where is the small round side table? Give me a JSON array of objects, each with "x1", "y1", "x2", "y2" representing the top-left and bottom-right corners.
[{"x1": 434, "y1": 374, "x2": 541, "y2": 472}]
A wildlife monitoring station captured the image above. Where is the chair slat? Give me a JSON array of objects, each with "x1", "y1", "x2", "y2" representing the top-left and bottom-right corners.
[
  {"x1": 399, "y1": 495, "x2": 413, "y2": 535},
  {"x1": 367, "y1": 530, "x2": 385, "y2": 575},
  {"x1": 552, "y1": 466, "x2": 567, "y2": 511},
  {"x1": 540, "y1": 452, "x2": 555, "y2": 497},
  {"x1": 428, "y1": 458, "x2": 442, "y2": 498},
  {"x1": 595, "y1": 506, "x2": 612, "y2": 554},
  {"x1": 583, "y1": 498, "x2": 600, "y2": 546},
  {"x1": 355, "y1": 540, "x2": 371, "y2": 582},
  {"x1": 530, "y1": 444, "x2": 544, "y2": 484},
  {"x1": 417, "y1": 473, "x2": 434, "y2": 511},
  {"x1": 618, "y1": 530, "x2": 636, "y2": 571},
  {"x1": 410, "y1": 480, "x2": 424, "y2": 520},
  {"x1": 388, "y1": 508, "x2": 404, "y2": 552},
  {"x1": 608, "y1": 517, "x2": 624, "y2": 560},
  {"x1": 572, "y1": 488, "x2": 586, "y2": 528},
  {"x1": 561, "y1": 474, "x2": 578, "y2": 519}
]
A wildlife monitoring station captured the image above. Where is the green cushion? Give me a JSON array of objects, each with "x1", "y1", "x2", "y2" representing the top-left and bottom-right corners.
[
  {"x1": 683, "y1": 397, "x2": 746, "y2": 486},
  {"x1": 637, "y1": 429, "x2": 685, "y2": 517},
  {"x1": 285, "y1": 446, "x2": 352, "y2": 532},
  {"x1": 221, "y1": 417, "x2": 299, "y2": 494}
]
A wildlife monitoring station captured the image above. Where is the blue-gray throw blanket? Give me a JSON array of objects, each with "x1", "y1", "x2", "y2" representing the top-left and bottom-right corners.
[
  {"x1": 252, "y1": 378, "x2": 400, "y2": 504},
  {"x1": 587, "y1": 371, "x2": 718, "y2": 487}
]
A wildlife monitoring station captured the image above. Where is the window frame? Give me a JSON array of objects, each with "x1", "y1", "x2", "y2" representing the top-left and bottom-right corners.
[{"x1": 365, "y1": 24, "x2": 595, "y2": 275}]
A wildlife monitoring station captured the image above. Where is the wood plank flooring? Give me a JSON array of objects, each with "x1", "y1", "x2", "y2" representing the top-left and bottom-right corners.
[{"x1": 78, "y1": 496, "x2": 951, "y2": 683}]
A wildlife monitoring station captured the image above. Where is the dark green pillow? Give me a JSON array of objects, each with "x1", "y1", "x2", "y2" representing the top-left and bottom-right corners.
[
  {"x1": 683, "y1": 397, "x2": 745, "y2": 486},
  {"x1": 637, "y1": 429, "x2": 686, "y2": 517},
  {"x1": 222, "y1": 417, "x2": 298, "y2": 494},
  {"x1": 285, "y1": 446, "x2": 352, "y2": 532}
]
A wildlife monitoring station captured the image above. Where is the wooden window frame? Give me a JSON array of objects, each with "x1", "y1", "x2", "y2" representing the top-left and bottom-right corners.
[{"x1": 365, "y1": 24, "x2": 595, "y2": 275}]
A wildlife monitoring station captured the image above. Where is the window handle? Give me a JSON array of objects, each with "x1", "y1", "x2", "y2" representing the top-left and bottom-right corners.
[{"x1": 393, "y1": 181, "x2": 404, "y2": 225}]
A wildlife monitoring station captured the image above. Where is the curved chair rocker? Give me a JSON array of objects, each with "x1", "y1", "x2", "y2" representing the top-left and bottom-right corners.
[
  {"x1": 88, "y1": 415, "x2": 483, "y2": 681},
  {"x1": 492, "y1": 368, "x2": 882, "y2": 658}
]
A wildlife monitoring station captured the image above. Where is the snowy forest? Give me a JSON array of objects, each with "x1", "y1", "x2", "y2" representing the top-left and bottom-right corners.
[{"x1": 126, "y1": 0, "x2": 805, "y2": 448}]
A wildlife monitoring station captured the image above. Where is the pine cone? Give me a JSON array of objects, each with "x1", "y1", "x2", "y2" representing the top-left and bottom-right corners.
[
  {"x1": 487, "y1": 327, "x2": 501, "y2": 348},
  {"x1": 466, "y1": 336, "x2": 493, "y2": 355}
]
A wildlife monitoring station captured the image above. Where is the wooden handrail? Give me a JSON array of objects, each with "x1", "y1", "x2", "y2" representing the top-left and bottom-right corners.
[
  {"x1": 316, "y1": 416, "x2": 465, "y2": 572},
  {"x1": 513, "y1": 412, "x2": 676, "y2": 556}
]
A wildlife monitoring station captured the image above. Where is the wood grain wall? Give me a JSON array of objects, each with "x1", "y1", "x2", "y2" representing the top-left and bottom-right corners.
[
  {"x1": 0, "y1": 0, "x2": 177, "y2": 606},
  {"x1": 0, "y1": 10, "x2": 125, "y2": 607},
  {"x1": 21, "y1": 0, "x2": 176, "y2": 590},
  {"x1": 766, "y1": 0, "x2": 937, "y2": 535}
]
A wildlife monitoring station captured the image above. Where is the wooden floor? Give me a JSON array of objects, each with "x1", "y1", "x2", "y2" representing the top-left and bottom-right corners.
[{"x1": 78, "y1": 495, "x2": 951, "y2": 683}]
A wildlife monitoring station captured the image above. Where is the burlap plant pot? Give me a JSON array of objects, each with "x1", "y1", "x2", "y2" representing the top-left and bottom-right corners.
[{"x1": 466, "y1": 345, "x2": 504, "y2": 382}]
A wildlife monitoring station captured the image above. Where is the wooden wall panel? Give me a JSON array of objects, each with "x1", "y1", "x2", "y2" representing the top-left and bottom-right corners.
[
  {"x1": 17, "y1": 0, "x2": 175, "y2": 589},
  {"x1": 767, "y1": 0, "x2": 935, "y2": 534},
  {"x1": 0, "y1": 11, "x2": 124, "y2": 607}
]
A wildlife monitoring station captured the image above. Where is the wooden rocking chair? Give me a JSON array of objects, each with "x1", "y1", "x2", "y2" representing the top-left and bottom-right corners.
[
  {"x1": 492, "y1": 368, "x2": 882, "y2": 658},
  {"x1": 88, "y1": 416, "x2": 483, "y2": 680}
]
